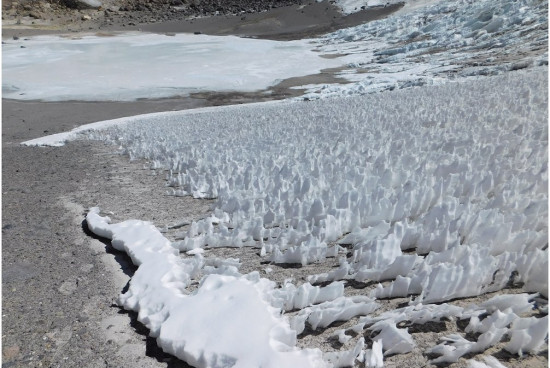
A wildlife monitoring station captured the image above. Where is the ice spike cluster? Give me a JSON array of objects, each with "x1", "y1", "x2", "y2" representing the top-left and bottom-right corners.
[
  {"x1": 89, "y1": 68, "x2": 548, "y2": 298},
  {"x1": 83, "y1": 68, "x2": 548, "y2": 366},
  {"x1": 304, "y1": 0, "x2": 548, "y2": 98}
]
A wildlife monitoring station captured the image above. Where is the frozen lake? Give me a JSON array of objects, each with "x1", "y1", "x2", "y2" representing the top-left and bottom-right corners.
[{"x1": 2, "y1": 32, "x2": 340, "y2": 101}]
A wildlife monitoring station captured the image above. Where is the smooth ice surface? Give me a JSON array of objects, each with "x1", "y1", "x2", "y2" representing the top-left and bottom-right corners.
[{"x1": 2, "y1": 32, "x2": 340, "y2": 101}]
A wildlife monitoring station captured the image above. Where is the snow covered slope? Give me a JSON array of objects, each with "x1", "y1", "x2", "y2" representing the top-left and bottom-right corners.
[{"x1": 79, "y1": 67, "x2": 547, "y2": 367}]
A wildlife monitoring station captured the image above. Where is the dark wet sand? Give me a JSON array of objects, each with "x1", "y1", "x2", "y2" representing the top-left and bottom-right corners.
[{"x1": 2, "y1": 1, "x2": 403, "y2": 40}]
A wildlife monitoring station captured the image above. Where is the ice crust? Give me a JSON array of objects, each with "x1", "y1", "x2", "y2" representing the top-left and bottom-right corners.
[
  {"x1": 82, "y1": 68, "x2": 547, "y2": 367},
  {"x1": 2, "y1": 33, "x2": 340, "y2": 101}
]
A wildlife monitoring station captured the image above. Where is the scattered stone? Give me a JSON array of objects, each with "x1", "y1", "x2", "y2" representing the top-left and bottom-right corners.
[
  {"x1": 80, "y1": 263, "x2": 94, "y2": 273},
  {"x1": 510, "y1": 60, "x2": 532, "y2": 71},
  {"x1": 81, "y1": 14, "x2": 91, "y2": 20},
  {"x1": 58, "y1": 279, "x2": 78, "y2": 295},
  {"x1": 29, "y1": 11, "x2": 42, "y2": 19},
  {"x1": 2, "y1": 345, "x2": 20, "y2": 361}
]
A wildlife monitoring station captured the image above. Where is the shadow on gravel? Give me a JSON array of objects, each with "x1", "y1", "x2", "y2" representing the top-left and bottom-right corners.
[
  {"x1": 81, "y1": 219, "x2": 137, "y2": 278},
  {"x1": 298, "y1": 320, "x2": 347, "y2": 339},
  {"x1": 118, "y1": 308, "x2": 195, "y2": 368},
  {"x1": 82, "y1": 219, "x2": 195, "y2": 368}
]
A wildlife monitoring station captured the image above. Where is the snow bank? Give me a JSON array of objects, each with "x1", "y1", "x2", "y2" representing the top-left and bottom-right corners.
[{"x1": 86, "y1": 207, "x2": 328, "y2": 368}]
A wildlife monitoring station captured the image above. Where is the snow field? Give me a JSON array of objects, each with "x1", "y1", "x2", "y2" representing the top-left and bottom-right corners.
[{"x1": 84, "y1": 68, "x2": 548, "y2": 367}]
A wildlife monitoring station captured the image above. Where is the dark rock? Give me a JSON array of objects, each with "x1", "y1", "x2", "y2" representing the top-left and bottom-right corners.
[
  {"x1": 61, "y1": 0, "x2": 102, "y2": 10},
  {"x1": 29, "y1": 11, "x2": 42, "y2": 19}
]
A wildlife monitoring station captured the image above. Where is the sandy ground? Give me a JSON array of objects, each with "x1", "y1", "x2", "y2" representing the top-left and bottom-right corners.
[
  {"x1": 2, "y1": 3, "x2": 548, "y2": 368},
  {"x1": 2, "y1": 99, "x2": 219, "y2": 367}
]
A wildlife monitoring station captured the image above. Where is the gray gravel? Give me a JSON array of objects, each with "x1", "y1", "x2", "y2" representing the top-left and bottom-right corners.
[{"x1": 2, "y1": 99, "x2": 213, "y2": 367}]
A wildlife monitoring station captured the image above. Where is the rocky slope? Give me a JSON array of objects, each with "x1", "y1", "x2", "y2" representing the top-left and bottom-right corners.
[{"x1": 2, "y1": 0, "x2": 308, "y2": 32}]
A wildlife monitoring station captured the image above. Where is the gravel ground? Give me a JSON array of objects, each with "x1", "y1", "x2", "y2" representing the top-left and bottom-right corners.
[{"x1": 2, "y1": 99, "x2": 221, "y2": 367}]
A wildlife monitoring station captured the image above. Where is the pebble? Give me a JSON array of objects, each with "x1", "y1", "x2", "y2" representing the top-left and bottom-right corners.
[{"x1": 2, "y1": 345, "x2": 20, "y2": 361}]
